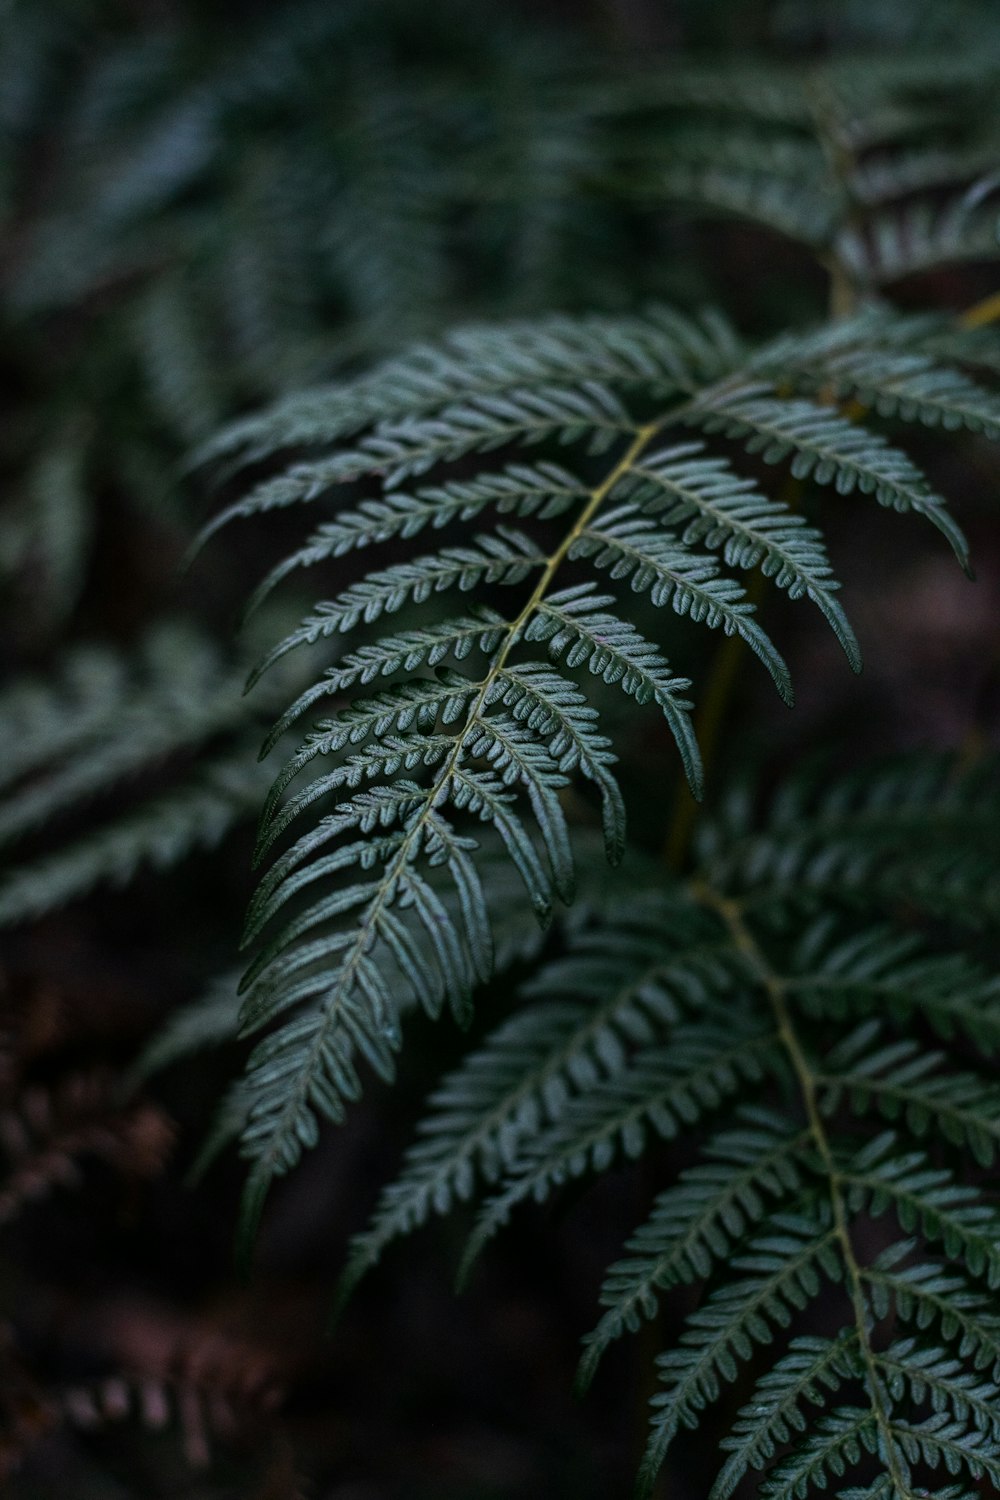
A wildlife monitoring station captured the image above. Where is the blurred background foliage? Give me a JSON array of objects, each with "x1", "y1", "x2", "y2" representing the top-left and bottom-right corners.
[{"x1": 0, "y1": 0, "x2": 999, "y2": 1495}]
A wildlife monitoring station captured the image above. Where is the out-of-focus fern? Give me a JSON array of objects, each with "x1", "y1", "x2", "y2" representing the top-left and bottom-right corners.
[
  {"x1": 0, "y1": 627, "x2": 275, "y2": 928},
  {"x1": 5, "y1": 0, "x2": 1000, "y2": 646}
]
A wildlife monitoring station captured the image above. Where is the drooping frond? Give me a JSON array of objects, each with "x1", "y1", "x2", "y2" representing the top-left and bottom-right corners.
[
  {"x1": 615, "y1": 441, "x2": 859, "y2": 667},
  {"x1": 203, "y1": 297, "x2": 1000, "y2": 1239},
  {"x1": 639, "y1": 1210, "x2": 844, "y2": 1491},
  {"x1": 713, "y1": 1333, "x2": 862, "y2": 1498},
  {"x1": 567, "y1": 506, "x2": 793, "y2": 697},
  {"x1": 460, "y1": 1015, "x2": 781, "y2": 1283},
  {"x1": 683, "y1": 382, "x2": 969, "y2": 565},
  {"x1": 7, "y1": 9, "x2": 1000, "y2": 1496}
]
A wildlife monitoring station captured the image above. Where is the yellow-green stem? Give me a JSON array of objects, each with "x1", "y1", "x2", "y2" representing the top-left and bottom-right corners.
[
  {"x1": 695, "y1": 883, "x2": 909, "y2": 1494},
  {"x1": 961, "y1": 289, "x2": 1000, "y2": 329}
]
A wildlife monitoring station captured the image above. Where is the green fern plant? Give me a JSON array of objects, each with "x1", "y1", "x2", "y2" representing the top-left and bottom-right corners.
[
  {"x1": 4, "y1": 5, "x2": 1000, "y2": 1495},
  {"x1": 187, "y1": 25, "x2": 1000, "y2": 1494}
]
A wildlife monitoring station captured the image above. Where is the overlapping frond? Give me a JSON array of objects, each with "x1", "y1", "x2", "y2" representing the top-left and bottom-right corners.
[
  {"x1": 697, "y1": 751, "x2": 1000, "y2": 928},
  {"x1": 343, "y1": 751, "x2": 1000, "y2": 1497}
]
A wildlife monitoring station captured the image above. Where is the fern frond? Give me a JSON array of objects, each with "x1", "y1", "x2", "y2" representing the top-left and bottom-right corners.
[
  {"x1": 877, "y1": 1340, "x2": 1000, "y2": 1437},
  {"x1": 260, "y1": 609, "x2": 507, "y2": 751},
  {"x1": 786, "y1": 925, "x2": 1000, "y2": 1053},
  {"x1": 818, "y1": 1022, "x2": 1000, "y2": 1167},
  {"x1": 699, "y1": 752, "x2": 1000, "y2": 928},
  {"x1": 619, "y1": 441, "x2": 859, "y2": 668},
  {"x1": 336, "y1": 746, "x2": 1000, "y2": 1497},
  {"x1": 195, "y1": 306, "x2": 738, "y2": 474},
  {"x1": 136, "y1": 274, "x2": 222, "y2": 445},
  {"x1": 786, "y1": 345, "x2": 1000, "y2": 439},
  {"x1": 523, "y1": 584, "x2": 701, "y2": 788},
  {"x1": 18, "y1": 419, "x2": 92, "y2": 629},
  {"x1": 461, "y1": 1018, "x2": 779, "y2": 1281},
  {"x1": 323, "y1": 80, "x2": 450, "y2": 355},
  {"x1": 0, "y1": 744, "x2": 270, "y2": 928},
  {"x1": 713, "y1": 1333, "x2": 862, "y2": 1499},
  {"x1": 685, "y1": 383, "x2": 968, "y2": 566},
  {"x1": 639, "y1": 1211, "x2": 843, "y2": 1493},
  {"x1": 570, "y1": 507, "x2": 793, "y2": 699},
  {"x1": 0, "y1": 627, "x2": 286, "y2": 927},
  {"x1": 249, "y1": 530, "x2": 547, "y2": 681},
  {"x1": 757, "y1": 1409, "x2": 878, "y2": 1500},
  {"x1": 203, "y1": 380, "x2": 633, "y2": 536},
  {"x1": 243, "y1": 462, "x2": 588, "y2": 618},
  {"x1": 863, "y1": 1253, "x2": 1000, "y2": 1373},
  {"x1": 841, "y1": 1134, "x2": 1000, "y2": 1287},
  {"x1": 0, "y1": 626, "x2": 253, "y2": 851},
  {"x1": 579, "y1": 1110, "x2": 811, "y2": 1389},
  {"x1": 257, "y1": 673, "x2": 477, "y2": 834},
  {"x1": 485, "y1": 661, "x2": 625, "y2": 856},
  {"x1": 888, "y1": 1412, "x2": 1000, "y2": 1489},
  {"x1": 212, "y1": 281, "x2": 997, "y2": 1248},
  {"x1": 340, "y1": 898, "x2": 739, "y2": 1302},
  {"x1": 129, "y1": 15, "x2": 1000, "y2": 1496}
]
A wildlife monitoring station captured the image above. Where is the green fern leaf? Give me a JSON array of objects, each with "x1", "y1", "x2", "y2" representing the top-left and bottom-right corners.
[
  {"x1": 842, "y1": 1135, "x2": 1000, "y2": 1287},
  {"x1": 523, "y1": 583, "x2": 702, "y2": 794},
  {"x1": 243, "y1": 462, "x2": 588, "y2": 618},
  {"x1": 570, "y1": 507, "x2": 794, "y2": 701},
  {"x1": 341, "y1": 898, "x2": 741, "y2": 1305},
  {"x1": 863, "y1": 1251, "x2": 1000, "y2": 1374},
  {"x1": 757, "y1": 1408, "x2": 878, "y2": 1500},
  {"x1": 579, "y1": 1110, "x2": 810, "y2": 1389},
  {"x1": 621, "y1": 440, "x2": 860, "y2": 669},
  {"x1": 818, "y1": 1022, "x2": 1000, "y2": 1167},
  {"x1": 686, "y1": 384, "x2": 969, "y2": 567},
  {"x1": 639, "y1": 1211, "x2": 843, "y2": 1494},
  {"x1": 877, "y1": 1340, "x2": 1000, "y2": 1438},
  {"x1": 461, "y1": 1019, "x2": 779, "y2": 1283},
  {"x1": 249, "y1": 530, "x2": 547, "y2": 683},
  {"x1": 713, "y1": 1333, "x2": 862, "y2": 1499},
  {"x1": 259, "y1": 610, "x2": 507, "y2": 754}
]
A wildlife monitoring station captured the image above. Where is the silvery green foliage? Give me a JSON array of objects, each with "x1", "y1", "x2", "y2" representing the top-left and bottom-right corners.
[
  {"x1": 350, "y1": 754, "x2": 1000, "y2": 1497},
  {"x1": 207, "y1": 301, "x2": 1000, "y2": 1255}
]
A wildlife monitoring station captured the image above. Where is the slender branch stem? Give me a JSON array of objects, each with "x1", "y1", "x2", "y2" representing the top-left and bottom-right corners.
[
  {"x1": 693, "y1": 882, "x2": 909, "y2": 1495},
  {"x1": 961, "y1": 289, "x2": 1000, "y2": 329}
]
